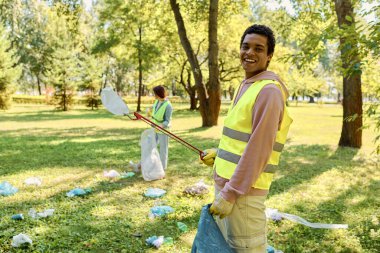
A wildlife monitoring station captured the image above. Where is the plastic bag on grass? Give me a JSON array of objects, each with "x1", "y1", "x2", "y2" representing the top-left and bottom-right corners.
[
  {"x1": 24, "y1": 177, "x2": 42, "y2": 186},
  {"x1": 183, "y1": 180, "x2": 210, "y2": 196},
  {"x1": 149, "y1": 205, "x2": 174, "y2": 218},
  {"x1": 103, "y1": 170, "x2": 121, "y2": 178},
  {"x1": 120, "y1": 172, "x2": 135, "y2": 178},
  {"x1": 265, "y1": 208, "x2": 348, "y2": 229},
  {"x1": 28, "y1": 208, "x2": 55, "y2": 219},
  {"x1": 11, "y1": 233, "x2": 32, "y2": 248},
  {"x1": 140, "y1": 128, "x2": 165, "y2": 181},
  {"x1": 146, "y1": 236, "x2": 173, "y2": 248},
  {"x1": 0, "y1": 181, "x2": 18, "y2": 196},
  {"x1": 144, "y1": 188, "x2": 166, "y2": 198},
  {"x1": 177, "y1": 222, "x2": 188, "y2": 232},
  {"x1": 66, "y1": 188, "x2": 92, "y2": 197}
]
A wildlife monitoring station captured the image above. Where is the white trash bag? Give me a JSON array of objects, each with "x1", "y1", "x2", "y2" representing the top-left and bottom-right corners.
[{"x1": 140, "y1": 128, "x2": 165, "y2": 181}]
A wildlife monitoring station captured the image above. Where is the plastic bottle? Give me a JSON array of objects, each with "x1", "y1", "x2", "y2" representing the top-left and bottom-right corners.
[{"x1": 11, "y1": 214, "x2": 24, "y2": 220}]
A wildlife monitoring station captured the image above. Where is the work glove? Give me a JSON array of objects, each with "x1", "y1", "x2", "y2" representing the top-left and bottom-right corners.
[
  {"x1": 199, "y1": 148, "x2": 217, "y2": 167},
  {"x1": 210, "y1": 193, "x2": 234, "y2": 219}
]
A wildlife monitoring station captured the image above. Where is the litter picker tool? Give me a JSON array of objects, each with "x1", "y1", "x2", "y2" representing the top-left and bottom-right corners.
[{"x1": 100, "y1": 87, "x2": 204, "y2": 159}]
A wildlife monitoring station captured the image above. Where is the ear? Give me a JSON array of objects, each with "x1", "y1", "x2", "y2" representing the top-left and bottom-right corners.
[{"x1": 267, "y1": 53, "x2": 273, "y2": 63}]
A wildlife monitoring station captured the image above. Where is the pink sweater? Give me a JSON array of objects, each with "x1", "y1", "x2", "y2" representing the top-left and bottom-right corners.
[{"x1": 214, "y1": 71, "x2": 289, "y2": 204}]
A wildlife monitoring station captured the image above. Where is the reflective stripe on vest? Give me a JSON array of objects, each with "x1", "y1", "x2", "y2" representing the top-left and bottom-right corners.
[
  {"x1": 214, "y1": 79, "x2": 293, "y2": 190},
  {"x1": 223, "y1": 126, "x2": 284, "y2": 152}
]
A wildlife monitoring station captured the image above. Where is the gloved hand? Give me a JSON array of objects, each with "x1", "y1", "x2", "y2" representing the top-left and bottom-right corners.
[
  {"x1": 146, "y1": 107, "x2": 152, "y2": 117},
  {"x1": 199, "y1": 148, "x2": 217, "y2": 167},
  {"x1": 209, "y1": 193, "x2": 234, "y2": 219}
]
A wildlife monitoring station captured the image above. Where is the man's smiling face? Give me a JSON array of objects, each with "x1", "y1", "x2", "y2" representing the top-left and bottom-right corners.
[{"x1": 240, "y1": 33, "x2": 273, "y2": 79}]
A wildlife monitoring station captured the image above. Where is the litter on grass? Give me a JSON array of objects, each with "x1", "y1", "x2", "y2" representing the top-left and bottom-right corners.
[
  {"x1": 66, "y1": 188, "x2": 92, "y2": 197},
  {"x1": 177, "y1": 222, "x2": 188, "y2": 232},
  {"x1": 28, "y1": 208, "x2": 54, "y2": 219},
  {"x1": 129, "y1": 161, "x2": 141, "y2": 173},
  {"x1": 144, "y1": 188, "x2": 166, "y2": 198},
  {"x1": 146, "y1": 236, "x2": 173, "y2": 248},
  {"x1": 24, "y1": 177, "x2": 42, "y2": 186},
  {"x1": 0, "y1": 181, "x2": 18, "y2": 196},
  {"x1": 103, "y1": 170, "x2": 121, "y2": 178},
  {"x1": 11, "y1": 233, "x2": 32, "y2": 248},
  {"x1": 11, "y1": 214, "x2": 24, "y2": 220},
  {"x1": 149, "y1": 205, "x2": 174, "y2": 218},
  {"x1": 120, "y1": 172, "x2": 135, "y2": 178},
  {"x1": 183, "y1": 180, "x2": 210, "y2": 196},
  {"x1": 267, "y1": 245, "x2": 283, "y2": 253},
  {"x1": 265, "y1": 208, "x2": 348, "y2": 229}
]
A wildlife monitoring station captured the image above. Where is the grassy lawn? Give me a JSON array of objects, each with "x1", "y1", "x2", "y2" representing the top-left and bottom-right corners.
[{"x1": 0, "y1": 103, "x2": 379, "y2": 253}]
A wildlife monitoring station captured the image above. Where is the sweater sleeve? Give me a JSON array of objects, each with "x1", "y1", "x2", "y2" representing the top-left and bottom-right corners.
[
  {"x1": 162, "y1": 103, "x2": 173, "y2": 128},
  {"x1": 220, "y1": 84, "x2": 284, "y2": 203}
]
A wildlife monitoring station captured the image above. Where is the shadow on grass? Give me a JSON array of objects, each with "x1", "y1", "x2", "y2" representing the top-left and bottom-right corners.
[
  {"x1": 0, "y1": 127, "x2": 143, "y2": 176},
  {"x1": 0, "y1": 108, "x2": 116, "y2": 122},
  {"x1": 270, "y1": 178, "x2": 379, "y2": 253},
  {"x1": 270, "y1": 145, "x2": 359, "y2": 197}
]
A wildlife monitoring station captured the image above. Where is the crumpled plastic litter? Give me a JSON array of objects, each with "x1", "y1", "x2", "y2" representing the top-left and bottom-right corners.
[
  {"x1": 11, "y1": 214, "x2": 24, "y2": 220},
  {"x1": 28, "y1": 208, "x2": 55, "y2": 219},
  {"x1": 0, "y1": 181, "x2": 18, "y2": 196},
  {"x1": 265, "y1": 208, "x2": 348, "y2": 229},
  {"x1": 103, "y1": 170, "x2": 120, "y2": 178},
  {"x1": 24, "y1": 177, "x2": 42, "y2": 186},
  {"x1": 144, "y1": 188, "x2": 166, "y2": 198},
  {"x1": 265, "y1": 208, "x2": 283, "y2": 221},
  {"x1": 146, "y1": 236, "x2": 173, "y2": 248},
  {"x1": 183, "y1": 180, "x2": 209, "y2": 196},
  {"x1": 129, "y1": 161, "x2": 141, "y2": 173},
  {"x1": 11, "y1": 233, "x2": 32, "y2": 248},
  {"x1": 177, "y1": 222, "x2": 188, "y2": 232},
  {"x1": 66, "y1": 188, "x2": 92, "y2": 197},
  {"x1": 267, "y1": 245, "x2": 284, "y2": 253},
  {"x1": 149, "y1": 205, "x2": 174, "y2": 218},
  {"x1": 120, "y1": 172, "x2": 135, "y2": 178},
  {"x1": 146, "y1": 235, "x2": 164, "y2": 248}
]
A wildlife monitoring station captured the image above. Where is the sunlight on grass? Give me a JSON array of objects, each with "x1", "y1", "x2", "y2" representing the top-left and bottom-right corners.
[{"x1": 1, "y1": 103, "x2": 379, "y2": 252}]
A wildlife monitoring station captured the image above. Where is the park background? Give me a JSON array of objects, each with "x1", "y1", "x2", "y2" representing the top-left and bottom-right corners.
[{"x1": 0, "y1": 0, "x2": 379, "y2": 252}]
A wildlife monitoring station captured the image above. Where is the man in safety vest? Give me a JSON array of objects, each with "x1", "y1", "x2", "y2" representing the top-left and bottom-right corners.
[
  {"x1": 200, "y1": 24, "x2": 292, "y2": 252},
  {"x1": 148, "y1": 85, "x2": 173, "y2": 170}
]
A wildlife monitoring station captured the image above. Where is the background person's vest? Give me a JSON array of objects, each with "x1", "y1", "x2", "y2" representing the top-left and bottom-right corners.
[
  {"x1": 214, "y1": 79, "x2": 293, "y2": 190},
  {"x1": 151, "y1": 100, "x2": 171, "y2": 132}
]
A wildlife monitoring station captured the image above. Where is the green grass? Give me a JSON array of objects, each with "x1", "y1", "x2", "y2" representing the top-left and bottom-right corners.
[{"x1": 0, "y1": 103, "x2": 379, "y2": 253}]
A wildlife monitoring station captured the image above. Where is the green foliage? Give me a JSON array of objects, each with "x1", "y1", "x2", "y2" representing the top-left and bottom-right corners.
[
  {"x1": 0, "y1": 25, "x2": 21, "y2": 109},
  {"x1": 14, "y1": 0, "x2": 53, "y2": 94}
]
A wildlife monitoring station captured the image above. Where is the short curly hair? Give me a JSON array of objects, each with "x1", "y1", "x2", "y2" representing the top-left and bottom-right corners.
[{"x1": 240, "y1": 24, "x2": 276, "y2": 56}]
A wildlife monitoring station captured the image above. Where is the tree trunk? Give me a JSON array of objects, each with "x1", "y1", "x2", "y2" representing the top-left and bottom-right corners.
[
  {"x1": 36, "y1": 74, "x2": 42, "y2": 95},
  {"x1": 206, "y1": 0, "x2": 221, "y2": 125},
  {"x1": 228, "y1": 85, "x2": 235, "y2": 100},
  {"x1": 137, "y1": 25, "x2": 143, "y2": 112},
  {"x1": 170, "y1": 0, "x2": 220, "y2": 126},
  {"x1": 334, "y1": 0, "x2": 362, "y2": 148},
  {"x1": 189, "y1": 86, "x2": 197, "y2": 110},
  {"x1": 308, "y1": 96, "x2": 315, "y2": 103}
]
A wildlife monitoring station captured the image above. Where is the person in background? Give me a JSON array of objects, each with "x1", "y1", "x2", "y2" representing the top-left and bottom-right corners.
[
  {"x1": 200, "y1": 24, "x2": 292, "y2": 252},
  {"x1": 147, "y1": 85, "x2": 173, "y2": 170}
]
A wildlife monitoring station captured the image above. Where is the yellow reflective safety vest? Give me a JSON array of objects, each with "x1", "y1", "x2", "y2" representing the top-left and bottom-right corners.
[
  {"x1": 214, "y1": 79, "x2": 292, "y2": 190},
  {"x1": 152, "y1": 100, "x2": 171, "y2": 132}
]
